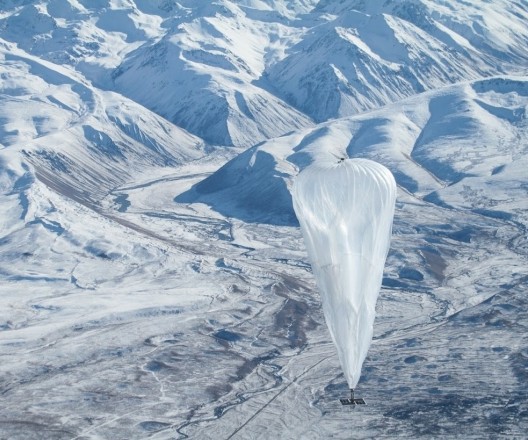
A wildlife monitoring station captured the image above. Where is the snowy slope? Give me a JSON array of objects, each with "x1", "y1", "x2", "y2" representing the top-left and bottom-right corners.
[
  {"x1": 0, "y1": 1, "x2": 528, "y2": 439},
  {"x1": 112, "y1": 34, "x2": 312, "y2": 146},
  {"x1": 267, "y1": 0, "x2": 528, "y2": 121},
  {"x1": 180, "y1": 76, "x2": 528, "y2": 227},
  {"x1": 0, "y1": 38, "x2": 204, "y2": 206},
  {"x1": 110, "y1": 0, "x2": 315, "y2": 146}
]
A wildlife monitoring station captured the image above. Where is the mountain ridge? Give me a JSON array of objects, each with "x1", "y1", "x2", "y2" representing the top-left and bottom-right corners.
[{"x1": 2, "y1": 0, "x2": 527, "y2": 147}]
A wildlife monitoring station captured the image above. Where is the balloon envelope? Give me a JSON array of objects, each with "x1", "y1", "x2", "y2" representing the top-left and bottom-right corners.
[{"x1": 292, "y1": 158, "x2": 396, "y2": 388}]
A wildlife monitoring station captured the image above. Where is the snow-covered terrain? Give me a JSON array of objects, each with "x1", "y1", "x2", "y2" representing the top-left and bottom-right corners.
[{"x1": 1, "y1": 1, "x2": 527, "y2": 438}]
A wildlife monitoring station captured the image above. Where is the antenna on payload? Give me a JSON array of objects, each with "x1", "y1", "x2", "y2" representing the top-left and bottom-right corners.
[{"x1": 330, "y1": 152, "x2": 346, "y2": 163}]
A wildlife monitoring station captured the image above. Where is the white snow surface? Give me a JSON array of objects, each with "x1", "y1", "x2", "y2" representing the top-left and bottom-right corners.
[
  {"x1": 292, "y1": 159, "x2": 396, "y2": 388},
  {"x1": 0, "y1": 1, "x2": 528, "y2": 439}
]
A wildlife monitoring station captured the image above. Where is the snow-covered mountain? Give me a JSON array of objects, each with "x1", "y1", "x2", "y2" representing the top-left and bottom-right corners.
[
  {"x1": 1, "y1": 1, "x2": 527, "y2": 438},
  {"x1": 3, "y1": 0, "x2": 527, "y2": 145},
  {"x1": 268, "y1": 0, "x2": 528, "y2": 121},
  {"x1": 1, "y1": 0, "x2": 317, "y2": 146},
  {"x1": 0, "y1": 39, "x2": 204, "y2": 208}
]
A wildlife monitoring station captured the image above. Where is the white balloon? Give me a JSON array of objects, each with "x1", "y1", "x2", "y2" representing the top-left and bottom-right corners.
[{"x1": 292, "y1": 158, "x2": 396, "y2": 388}]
